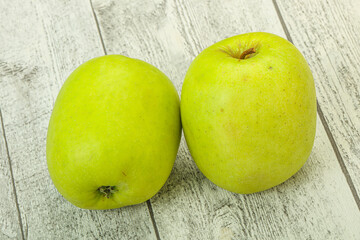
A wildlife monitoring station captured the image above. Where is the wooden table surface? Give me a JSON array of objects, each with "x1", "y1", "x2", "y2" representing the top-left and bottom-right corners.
[{"x1": 1, "y1": 0, "x2": 360, "y2": 239}]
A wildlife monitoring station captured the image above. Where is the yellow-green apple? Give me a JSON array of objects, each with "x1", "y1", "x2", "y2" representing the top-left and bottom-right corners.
[
  {"x1": 181, "y1": 32, "x2": 316, "y2": 194},
  {"x1": 47, "y1": 55, "x2": 181, "y2": 209}
]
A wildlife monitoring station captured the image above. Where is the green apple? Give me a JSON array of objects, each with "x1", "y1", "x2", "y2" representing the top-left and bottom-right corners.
[
  {"x1": 47, "y1": 55, "x2": 181, "y2": 209},
  {"x1": 181, "y1": 32, "x2": 316, "y2": 194}
]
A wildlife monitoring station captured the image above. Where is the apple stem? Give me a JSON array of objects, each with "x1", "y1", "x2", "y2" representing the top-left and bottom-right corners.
[
  {"x1": 97, "y1": 186, "x2": 118, "y2": 198},
  {"x1": 239, "y1": 48, "x2": 256, "y2": 59}
]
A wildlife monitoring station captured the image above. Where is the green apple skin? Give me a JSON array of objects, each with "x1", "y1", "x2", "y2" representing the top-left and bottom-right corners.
[
  {"x1": 47, "y1": 55, "x2": 181, "y2": 209},
  {"x1": 181, "y1": 32, "x2": 316, "y2": 194}
]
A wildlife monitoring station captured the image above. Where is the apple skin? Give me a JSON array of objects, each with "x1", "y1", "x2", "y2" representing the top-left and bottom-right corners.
[
  {"x1": 181, "y1": 32, "x2": 316, "y2": 194},
  {"x1": 47, "y1": 55, "x2": 181, "y2": 209}
]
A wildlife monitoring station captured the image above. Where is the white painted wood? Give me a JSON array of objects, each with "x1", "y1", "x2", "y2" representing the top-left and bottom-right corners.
[
  {"x1": 0, "y1": 113, "x2": 22, "y2": 240},
  {"x1": 276, "y1": 0, "x2": 360, "y2": 194},
  {"x1": 0, "y1": 0, "x2": 156, "y2": 239},
  {"x1": 92, "y1": 0, "x2": 360, "y2": 239}
]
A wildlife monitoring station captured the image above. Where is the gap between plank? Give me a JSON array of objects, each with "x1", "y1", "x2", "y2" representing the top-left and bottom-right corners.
[
  {"x1": 89, "y1": 0, "x2": 108, "y2": 55},
  {"x1": 272, "y1": 0, "x2": 360, "y2": 211},
  {"x1": 89, "y1": 0, "x2": 162, "y2": 238},
  {"x1": 317, "y1": 102, "x2": 360, "y2": 210},
  {"x1": 0, "y1": 110, "x2": 25, "y2": 240},
  {"x1": 147, "y1": 200, "x2": 161, "y2": 240}
]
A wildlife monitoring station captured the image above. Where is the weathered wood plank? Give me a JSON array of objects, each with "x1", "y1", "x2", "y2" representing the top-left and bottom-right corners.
[
  {"x1": 276, "y1": 0, "x2": 360, "y2": 196},
  {"x1": 92, "y1": 0, "x2": 360, "y2": 238},
  {"x1": 0, "y1": 0, "x2": 156, "y2": 239},
  {"x1": 0, "y1": 112, "x2": 23, "y2": 240}
]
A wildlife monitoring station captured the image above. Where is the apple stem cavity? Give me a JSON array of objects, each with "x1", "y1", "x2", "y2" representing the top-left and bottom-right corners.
[
  {"x1": 97, "y1": 186, "x2": 118, "y2": 198},
  {"x1": 239, "y1": 48, "x2": 256, "y2": 59}
]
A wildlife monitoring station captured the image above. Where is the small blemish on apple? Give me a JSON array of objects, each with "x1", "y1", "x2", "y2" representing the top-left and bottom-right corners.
[
  {"x1": 269, "y1": 66, "x2": 273, "y2": 70},
  {"x1": 220, "y1": 108, "x2": 224, "y2": 112},
  {"x1": 122, "y1": 171, "x2": 127, "y2": 176}
]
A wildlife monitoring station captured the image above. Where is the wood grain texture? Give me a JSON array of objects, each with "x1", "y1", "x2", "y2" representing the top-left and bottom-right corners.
[
  {"x1": 276, "y1": 0, "x2": 360, "y2": 196},
  {"x1": 92, "y1": 0, "x2": 360, "y2": 239},
  {"x1": 0, "y1": 112, "x2": 23, "y2": 239},
  {"x1": 0, "y1": 0, "x2": 156, "y2": 239}
]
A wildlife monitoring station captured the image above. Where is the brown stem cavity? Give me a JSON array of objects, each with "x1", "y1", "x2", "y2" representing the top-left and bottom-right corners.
[
  {"x1": 219, "y1": 44, "x2": 259, "y2": 60},
  {"x1": 97, "y1": 186, "x2": 118, "y2": 198},
  {"x1": 239, "y1": 48, "x2": 256, "y2": 59}
]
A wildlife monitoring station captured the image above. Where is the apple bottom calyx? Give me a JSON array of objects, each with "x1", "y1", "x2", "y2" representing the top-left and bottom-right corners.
[{"x1": 97, "y1": 185, "x2": 118, "y2": 198}]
